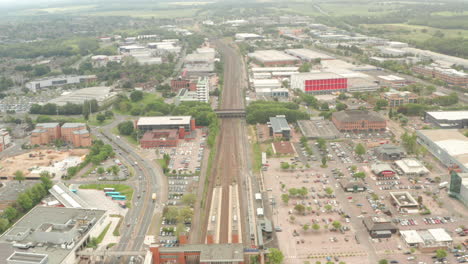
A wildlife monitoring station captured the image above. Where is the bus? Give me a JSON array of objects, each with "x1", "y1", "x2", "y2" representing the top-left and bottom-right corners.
[
  {"x1": 105, "y1": 192, "x2": 121, "y2": 196},
  {"x1": 111, "y1": 195, "x2": 127, "y2": 201},
  {"x1": 103, "y1": 188, "x2": 115, "y2": 192}
]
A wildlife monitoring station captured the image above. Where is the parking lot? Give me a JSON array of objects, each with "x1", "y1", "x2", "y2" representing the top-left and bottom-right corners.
[
  {"x1": 75, "y1": 188, "x2": 128, "y2": 215},
  {"x1": 156, "y1": 129, "x2": 206, "y2": 175},
  {"x1": 86, "y1": 158, "x2": 131, "y2": 181},
  {"x1": 264, "y1": 158, "x2": 370, "y2": 264}
]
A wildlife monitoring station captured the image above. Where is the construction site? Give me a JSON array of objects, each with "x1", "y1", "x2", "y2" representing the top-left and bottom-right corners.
[{"x1": 0, "y1": 149, "x2": 88, "y2": 180}]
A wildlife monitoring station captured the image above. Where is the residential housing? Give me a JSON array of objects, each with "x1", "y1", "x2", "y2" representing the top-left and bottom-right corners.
[{"x1": 31, "y1": 123, "x2": 91, "y2": 147}]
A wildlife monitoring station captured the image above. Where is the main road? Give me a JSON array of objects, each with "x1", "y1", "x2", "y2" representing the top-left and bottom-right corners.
[{"x1": 91, "y1": 115, "x2": 167, "y2": 262}]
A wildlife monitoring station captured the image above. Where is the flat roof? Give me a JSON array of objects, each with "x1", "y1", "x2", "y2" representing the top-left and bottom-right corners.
[
  {"x1": 6, "y1": 252, "x2": 48, "y2": 263},
  {"x1": 248, "y1": 50, "x2": 299, "y2": 63},
  {"x1": 48, "y1": 86, "x2": 116, "y2": 106},
  {"x1": 292, "y1": 72, "x2": 343, "y2": 81},
  {"x1": 49, "y1": 182, "x2": 89, "y2": 208},
  {"x1": 378, "y1": 75, "x2": 405, "y2": 81},
  {"x1": 395, "y1": 159, "x2": 429, "y2": 174},
  {"x1": 426, "y1": 111, "x2": 468, "y2": 121},
  {"x1": 390, "y1": 191, "x2": 418, "y2": 207},
  {"x1": 297, "y1": 120, "x2": 340, "y2": 139},
  {"x1": 428, "y1": 228, "x2": 452, "y2": 242},
  {"x1": 251, "y1": 67, "x2": 299, "y2": 72},
  {"x1": 158, "y1": 243, "x2": 244, "y2": 262},
  {"x1": 400, "y1": 230, "x2": 424, "y2": 244},
  {"x1": 137, "y1": 116, "x2": 192, "y2": 126},
  {"x1": 417, "y1": 129, "x2": 468, "y2": 169},
  {"x1": 61, "y1": 123, "x2": 85, "y2": 128},
  {"x1": 0, "y1": 207, "x2": 106, "y2": 264},
  {"x1": 36, "y1": 123, "x2": 59, "y2": 129},
  {"x1": 285, "y1": 48, "x2": 333, "y2": 60}
]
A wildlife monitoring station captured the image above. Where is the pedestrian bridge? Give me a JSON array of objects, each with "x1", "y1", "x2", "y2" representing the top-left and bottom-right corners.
[
  {"x1": 77, "y1": 250, "x2": 146, "y2": 257},
  {"x1": 215, "y1": 109, "x2": 246, "y2": 118}
]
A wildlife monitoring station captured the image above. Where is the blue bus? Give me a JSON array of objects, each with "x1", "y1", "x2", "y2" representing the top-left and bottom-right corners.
[
  {"x1": 111, "y1": 195, "x2": 127, "y2": 200},
  {"x1": 105, "y1": 192, "x2": 121, "y2": 196}
]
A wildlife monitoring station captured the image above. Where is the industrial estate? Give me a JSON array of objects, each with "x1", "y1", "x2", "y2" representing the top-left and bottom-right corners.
[{"x1": 0, "y1": 1, "x2": 467, "y2": 264}]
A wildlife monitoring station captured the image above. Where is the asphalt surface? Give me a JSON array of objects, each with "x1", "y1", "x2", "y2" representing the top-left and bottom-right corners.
[{"x1": 91, "y1": 115, "x2": 166, "y2": 263}]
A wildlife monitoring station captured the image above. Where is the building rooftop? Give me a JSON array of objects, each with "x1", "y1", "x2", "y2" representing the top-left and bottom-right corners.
[
  {"x1": 269, "y1": 115, "x2": 290, "y2": 133},
  {"x1": 72, "y1": 129, "x2": 89, "y2": 135},
  {"x1": 395, "y1": 158, "x2": 429, "y2": 175},
  {"x1": 332, "y1": 110, "x2": 385, "y2": 122},
  {"x1": 137, "y1": 116, "x2": 192, "y2": 126},
  {"x1": 376, "y1": 144, "x2": 405, "y2": 155},
  {"x1": 378, "y1": 75, "x2": 405, "y2": 81},
  {"x1": 285, "y1": 48, "x2": 333, "y2": 60},
  {"x1": 251, "y1": 67, "x2": 299, "y2": 72},
  {"x1": 363, "y1": 216, "x2": 397, "y2": 231},
  {"x1": 49, "y1": 182, "x2": 89, "y2": 208},
  {"x1": 158, "y1": 243, "x2": 244, "y2": 262},
  {"x1": 417, "y1": 129, "x2": 468, "y2": 169},
  {"x1": 371, "y1": 163, "x2": 394, "y2": 174},
  {"x1": 61, "y1": 123, "x2": 85, "y2": 128},
  {"x1": 0, "y1": 207, "x2": 106, "y2": 264},
  {"x1": 48, "y1": 87, "x2": 116, "y2": 106},
  {"x1": 36, "y1": 123, "x2": 60, "y2": 129},
  {"x1": 6, "y1": 252, "x2": 48, "y2": 264},
  {"x1": 292, "y1": 72, "x2": 343, "y2": 81},
  {"x1": 248, "y1": 50, "x2": 299, "y2": 63},
  {"x1": 390, "y1": 191, "x2": 419, "y2": 207},
  {"x1": 426, "y1": 111, "x2": 468, "y2": 121}
]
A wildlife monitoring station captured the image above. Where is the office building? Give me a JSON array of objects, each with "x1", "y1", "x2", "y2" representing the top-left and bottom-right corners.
[
  {"x1": 381, "y1": 89, "x2": 418, "y2": 107},
  {"x1": 377, "y1": 75, "x2": 407, "y2": 88},
  {"x1": 332, "y1": 110, "x2": 386, "y2": 132},
  {"x1": 449, "y1": 170, "x2": 468, "y2": 207},
  {"x1": 424, "y1": 111, "x2": 468, "y2": 129},
  {"x1": 291, "y1": 72, "x2": 347, "y2": 94},
  {"x1": 136, "y1": 116, "x2": 195, "y2": 133},
  {"x1": 413, "y1": 64, "x2": 468, "y2": 86}
]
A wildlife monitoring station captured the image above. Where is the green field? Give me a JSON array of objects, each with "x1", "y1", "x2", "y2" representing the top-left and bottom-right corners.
[
  {"x1": 362, "y1": 23, "x2": 468, "y2": 42},
  {"x1": 318, "y1": 2, "x2": 402, "y2": 16},
  {"x1": 89, "y1": 8, "x2": 199, "y2": 18}
]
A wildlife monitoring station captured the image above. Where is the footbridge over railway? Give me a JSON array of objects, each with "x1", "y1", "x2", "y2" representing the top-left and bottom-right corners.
[{"x1": 215, "y1": 109, "x2": 246, "y2": 118}]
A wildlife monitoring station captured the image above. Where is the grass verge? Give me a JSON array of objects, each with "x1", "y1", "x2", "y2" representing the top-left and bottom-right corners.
[
  {"x1": 96, "y1": 223, "x2": 111, "y2": 244},
  {"x1": 110, "y1": 214, "x2": 124, "y2": 236}
]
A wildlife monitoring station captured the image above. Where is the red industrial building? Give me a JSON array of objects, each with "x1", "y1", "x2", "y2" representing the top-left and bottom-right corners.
[
  {"x1": 291, "y1": 72, "x2": 347, "y2": 94},
  {"x1": 170, "y1": 70, "x2": 198, "y2": 92}
]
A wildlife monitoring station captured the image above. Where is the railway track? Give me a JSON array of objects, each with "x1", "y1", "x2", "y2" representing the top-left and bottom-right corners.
[{"x1": 199, "y1": 39, "x2": 250, "y2": 245}]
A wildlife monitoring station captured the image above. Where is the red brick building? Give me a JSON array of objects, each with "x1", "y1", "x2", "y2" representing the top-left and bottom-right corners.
[
  {"x1": 149, "y1": 241, "x2": 245, "y2": 264},
  {"x1": 332, "y1": 110, "x2": 386, "y2": 132},
  {"x1": 140, "y1": 129, "x2": 184, "y2": 148},
  {"x1": 413, "y1": 65, "x2": 468, "y2": 87},
  {"x1": 31, "y1": 122, "x2": 91, "y2": 147}
]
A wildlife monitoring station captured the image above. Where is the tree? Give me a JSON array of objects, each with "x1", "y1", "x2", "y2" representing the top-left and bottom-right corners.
[
  {"x1": 281, "y1": 194, "x2": 290, "y2": 204},
  {"x1": 0, "y1": 218, "x2": 9, "y2": 233},
  {"x1": 14, "y1": 170, "x2": 25, "y2": 184},
  {"x1": 321, "y1": 156, "x2": 327, "y2": 167},
  {"x1": 353, "y1": 172, "x2": 366, "y2": 179},
  {"x1": 435, "y1": 249, "x2": 447, "y2": 259},
  {"x1": 40, "y1": 175, "x2": 53, "y2": 190},
  {"x1": 312, "y1": 223, "x2": 320, "y2": 231},
  {"x1": 130, "y1": 90, "x2": 144, "y2": 102},
  {"x1": 17, "y1": 193, "x2": 33, "y2": 211},
  {"x1": 96, "y1": 113, "x2": 106, "y2": 123},
  {"x1": 294, "y1": 204, "x2": 306, "y2": 214},
  {"x1": 336, "y1": 102, "x2": 347, "y2": 111},
  {"x1": 288, "y1": 188, "x2": 299, "y2": 197},
  {"x1": 325, "y1": 187, "x2": 333, "y2": 195},
  {"x1": 317, "y1": 138, "x2": 326, "y2": 150},
  {"x1": 297, "y1": 187, "x2": 308, "y2": 197},
  {"x1": 321, "y1": 102, "x2": 329, "y2": 111},
  {"x1": 324, "y1": 204, "x2": 332, "y2": 212},
  {"x1": 182, "y1": 193, "x2": 197, "y2": 207},
  {"x1": 266, "y1": 248, "x2": 284, "y2": 264},
  {"x1": 280, "y1": 162, "x2": 290, "y2": 170},
  {"x1": 117, "y1": 121, "x2": 134, "y2": 135},
  {"x1": 355, "y1": 143, "x2": 366, "y2": 157},
  {"x1": 332, "y1": 221, "x2": 342, "y2": 229},
  {"x1": 378, "y1": 260, "x2": 388, "y2": 264},
  {"x1": 298, "y1": 62, "x2": 311, "y2": 72},
  {"x1": 350, "y1": 165, "x2": 357, "y2": 172},
  {"x1": 97, "y1": 167, "x2": 105, "y2": 175},
  {"x1": 111, "y1": 165, "x2": 120, "y2": 176},
  {"x1": 3, "y1": 206, "x2": 17, "y2": 221},
  {"x1": 375, "y1": 99, "x2": 388, "y2": 110},
  {"x1": 303, "y1": 224, "x2": 310, "y2": 232}
]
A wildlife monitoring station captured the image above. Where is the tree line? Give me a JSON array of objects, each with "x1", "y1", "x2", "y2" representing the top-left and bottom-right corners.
[
  {"x1": 246, "y1": 101, "x2": 309, "y2": 124},
  {"x1": 29, "y1": 100, "x2": 99, "y2": 116}
]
